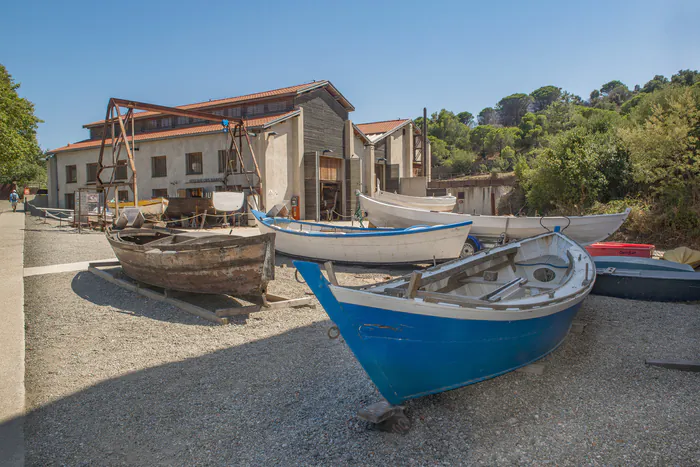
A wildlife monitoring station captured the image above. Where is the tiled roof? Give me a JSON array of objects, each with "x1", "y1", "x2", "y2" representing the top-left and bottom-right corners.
[
  {"x1": 49, "y1": 110, "x2": 299, "y2": 154},
  {"x1": 83, "y1": 80, "x2": 353, "y2": 127},
  {"x1": 356, "y1": 119, "x2": 411, "y2": 136}
]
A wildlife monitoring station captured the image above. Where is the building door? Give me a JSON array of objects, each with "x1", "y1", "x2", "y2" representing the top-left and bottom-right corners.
[{"x1": 319, "y1": 156, "x2": 343, "y2": 221}]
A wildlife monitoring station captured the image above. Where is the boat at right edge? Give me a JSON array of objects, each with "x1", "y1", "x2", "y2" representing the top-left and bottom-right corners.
[
  {"x1": 359, "y1": 192, "x2": 631, "y2": 245},
  {"x1": 295, "y1": 232, "x2": 595, "y2": 405}
]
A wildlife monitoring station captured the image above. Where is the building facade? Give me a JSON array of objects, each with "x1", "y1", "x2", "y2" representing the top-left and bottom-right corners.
[{"x1": 47, "y1": 81, "x2": 429, "y2": 220}]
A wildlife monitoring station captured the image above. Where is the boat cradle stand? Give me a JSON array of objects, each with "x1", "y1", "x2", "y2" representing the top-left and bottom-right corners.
[
  {"x1": 358, "y1": 400, "x2": 411, "y2": 434},
  {"x1": 88, "y1": 260, "x2": 313, "y2": 325}
]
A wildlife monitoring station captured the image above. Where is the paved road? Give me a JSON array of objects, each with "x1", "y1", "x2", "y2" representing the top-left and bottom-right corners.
[{"x1": 0, "y1": 201, "x2": 25, "y2": 466}]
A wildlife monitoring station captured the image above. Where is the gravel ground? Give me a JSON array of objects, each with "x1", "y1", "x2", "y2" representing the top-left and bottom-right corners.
[
  {"x1": 22, "y1": 218, "x2": 700, "y2": 466},
  {"x1": 23, "y1": 215, "x2": 115, "y2": 268}
]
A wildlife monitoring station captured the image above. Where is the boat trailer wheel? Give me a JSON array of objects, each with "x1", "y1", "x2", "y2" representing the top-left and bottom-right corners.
[
  {"x1": 294, "y1": 269, "x2": 306, "y2": 284},
  {"x1": 327, "y1": 325, "x2": 340, "y2": 339},
  {"x1": 460, "y1": 238, "x2": 480, "y2": 258}
]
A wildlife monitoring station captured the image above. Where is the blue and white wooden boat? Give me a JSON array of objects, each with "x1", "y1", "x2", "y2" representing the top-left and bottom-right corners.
[
  {"x1": 252, "y1": 210, "x2": 473, "y2": 265},
  {"x1": 592, "y1": 256, "x2": 700, "y2": 301},
  {"x1": 295, "y1": 232, "x2": 595, "y2": 405}
]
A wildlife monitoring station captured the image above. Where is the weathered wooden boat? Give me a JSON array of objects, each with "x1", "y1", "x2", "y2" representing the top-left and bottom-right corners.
[
  {"x1": 359, "y1": 193, "x2": 630, "y2": 245},
  {"x1": 165, "y1": 197, "x2": 214, "y2": 217},
  {"x1": 592, "y1": 256, "x2": 700, "y2": 301},
  {"x1": 106, "y1": 228, "x2": 275, "y2": 297},
  {"x1": 375, "y1": 189, "x2": 456, "y2": 212},
  {"x1": 295, "y1": 232, "x2": 594, "y2": 405},
  {"x1": 252, "y1": 210, "x2": 472, "y2": 265}
]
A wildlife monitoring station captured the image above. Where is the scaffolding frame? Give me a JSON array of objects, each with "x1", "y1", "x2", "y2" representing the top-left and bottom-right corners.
[{"x1": 95, "y1": 97, "x2": 263, "y2": 226}]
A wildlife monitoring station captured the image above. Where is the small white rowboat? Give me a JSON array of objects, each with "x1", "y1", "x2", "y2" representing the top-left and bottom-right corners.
[
  {"x1": 252, "y1": 210, "x2": 472, "y2": 265},
  {"x1": 360, "y1": 193, "x2": 630, "y2": 245},
  {"x1": 375, "y1": 190, "x2": 456, "y2": 212}
]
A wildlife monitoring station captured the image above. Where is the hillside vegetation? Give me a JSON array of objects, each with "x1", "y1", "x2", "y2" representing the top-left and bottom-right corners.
[{"x1": 417, "y1": 70, "x2": 700, "y2": 247}]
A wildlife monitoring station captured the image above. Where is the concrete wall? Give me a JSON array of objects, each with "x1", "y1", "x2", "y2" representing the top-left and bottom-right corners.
[
  {"x1": 399, "y1": 176, "x2": 427, "y2": 196},
  {"x1": 449, "y1": 185, "x2": 514, "y2": 215},
  {"x1": 261, "y1": 119, "x2": 293, "y2": 209}
]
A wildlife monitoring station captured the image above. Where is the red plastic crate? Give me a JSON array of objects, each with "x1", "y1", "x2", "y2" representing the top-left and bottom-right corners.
[{"x1": 585, "y1": 242, "x2": 655, "y2": 258}]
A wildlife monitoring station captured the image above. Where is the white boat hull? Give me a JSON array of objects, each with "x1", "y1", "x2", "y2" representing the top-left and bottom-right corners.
[
  {"x1": 375, "y1": 190, "x2": 456, "y2": 212},
  {"x1": 360, "y1": 194, "x2": 630, "y2": 245},
  {"x1": 253, "y1": 212, "x2": 472, "y2": 265}
]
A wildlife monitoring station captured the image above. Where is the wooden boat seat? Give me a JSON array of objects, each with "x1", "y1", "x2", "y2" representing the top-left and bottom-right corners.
[{"x1": 478, "y1": 277, "x2": 528, "y2": 302}]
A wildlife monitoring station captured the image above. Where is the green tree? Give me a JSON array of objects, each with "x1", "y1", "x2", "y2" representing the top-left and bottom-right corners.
[
  {"x1": 518, "y1": 112, "x2": 547, "y2": 149},
  {"x1": 530, "y1": 85, "x2": 561, "y2": 112},
  {"x1": 444, "y1": 149, "x2": 476, "y2": 175},
  {"x1": 428, "y1": 136, "x2": 451, "y2": 166},
  {"x1": 670, "y1": 69, "x2": 700, "y2": 87},
  {"x1": 487, "y1": 127, "x2": 520, "y2": 155},
  {"x1": 469, "y1": 125, "x2": 497, "y2": 157},
  {"x1": 426, "y1": 109, "x2": 470, "y2": 149},
  {"x1": 541, "y1": 101, "x2": 576, "y2": 134},
  {"x1": 477, "y1": 107, "x2": 498, "y2": 125},
  {"x1": 496, "y1": 93, "x2": 533, "y2": 126},
  {"x1": 523, "y1": 127, "x2": 627, "y2": 213},
  {"x1": 642, "y1": 75, "x2": 668, "y2": 93},
  {"x1": 0, "y1": 64, "x2": 44, "y2": 184},
  {"x1": 600, "y1": 80, "x2": 626, "y2": 95},
  {"x1": 456, "y1": 111, "x2": 474, "y2": 127}
]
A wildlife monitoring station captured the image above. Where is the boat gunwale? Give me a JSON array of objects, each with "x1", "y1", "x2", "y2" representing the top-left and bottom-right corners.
[
  {"x1": 359, "y1": 192, "x2": 632, "y2": 220},
  {"x1": 375, "y1": 189, "x2": 456, "y2": 202},
  {"x1": 252, "y1": 210, "x2": 472, "y2": 238},
  {"x1": 107, "y1": 228, "x2": 275, "y2": 253}
]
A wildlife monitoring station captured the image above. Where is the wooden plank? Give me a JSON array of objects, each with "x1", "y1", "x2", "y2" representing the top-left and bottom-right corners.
[
  {"x1": 88, "y1": 260, "x2": 122, "y2": 267},
  {"x1": 89, "y1": 266, "x2": 228, "y2": 325},
  {"x1": 264, "y1": 294, "x2": 313, "y2": 307},
  {"x1": 325, "y1": 261, "x2": 339, "y2": 286},
  {"x1": 405, "y1": 271, "x2": 422, "y2": 299},
  {"x1": 645, "y1": 360, "x2": 700, "y2": 372},
  {"x1": 216, "y1": 305, "x2": 261, "y2": 317},
  {"x1": 263, "y1": 296, "x2": 313, "y2": 310}
]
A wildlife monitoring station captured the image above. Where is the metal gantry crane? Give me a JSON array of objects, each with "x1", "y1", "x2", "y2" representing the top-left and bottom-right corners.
[{"x1": 95, "y1": 97, "x2": 263, "y2": 225}]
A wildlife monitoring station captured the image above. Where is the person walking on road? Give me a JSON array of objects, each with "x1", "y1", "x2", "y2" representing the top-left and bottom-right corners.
[{"x1": 9, "y1": 190, "x2": 19, "y2": 212}]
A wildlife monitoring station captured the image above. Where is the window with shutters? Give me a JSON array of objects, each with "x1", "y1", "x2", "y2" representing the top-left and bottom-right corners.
[
  {"x1": 65, "y1": 165, "x2": 77, "y2": 183},
  {"x1": 151, "y1": 156, "x2": 167, "y2": 178},
  {"x1": 86, "y1": 163, "x2": 98, "y2": 183},
  {"x1": 186, "y1": 152, "x2": 203, "y2": 175},
  {"x1": 152, "y1": 188, "x2": 168, "y2": 198}
]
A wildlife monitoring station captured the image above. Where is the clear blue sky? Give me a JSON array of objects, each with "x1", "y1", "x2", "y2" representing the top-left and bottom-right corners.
[{"x1": 1, "y1": 0, "x2": 698, "y2": 151}]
